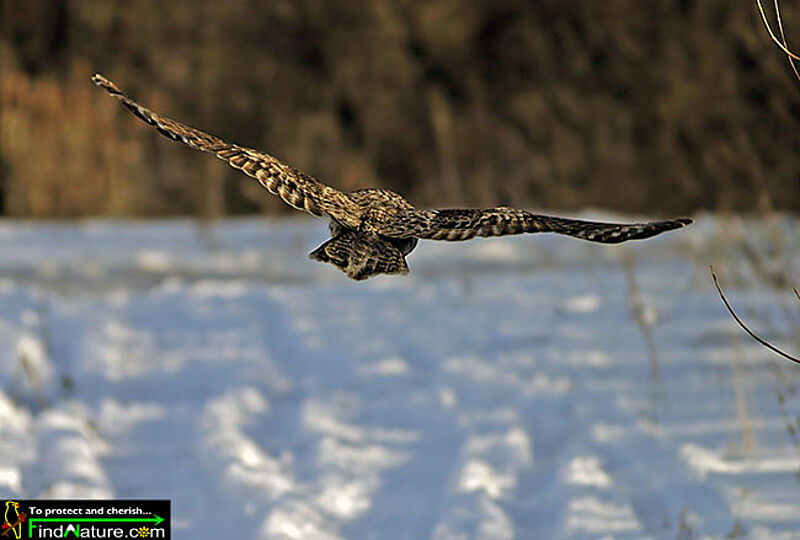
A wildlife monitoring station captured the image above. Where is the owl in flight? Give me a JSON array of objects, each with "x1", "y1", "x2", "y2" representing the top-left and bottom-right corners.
[{"x1": 93, "y1": 74, "x2": 691, "y2": 280}]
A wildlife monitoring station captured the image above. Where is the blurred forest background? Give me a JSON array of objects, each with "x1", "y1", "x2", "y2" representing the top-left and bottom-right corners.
[{"x1": 1, "y1": 0, "x2": 800, "y2": 218}]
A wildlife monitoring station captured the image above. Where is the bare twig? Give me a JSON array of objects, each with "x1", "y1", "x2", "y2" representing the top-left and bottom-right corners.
[
  {"x1": 622, "y1": 252, "x2": 668, "y2": 414},
  {"x1": 729, "y1": 334, "x2": 756, "y2": 454},
  {"x1": 757, "y1": 0, "x2": 800, "y2": 87},
  {"x1": 711, "y1": 266, "x2": 800, "y2": 365},
  {"x1": 756, "y1": 0, "x2": 800, "y2": 62},
  {"x1": 773, "y1": 0, "x2": 800, "y2": 83}
]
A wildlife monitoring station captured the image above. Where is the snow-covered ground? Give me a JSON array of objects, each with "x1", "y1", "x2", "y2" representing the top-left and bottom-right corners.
[{"x1": 0, "y1": 214, "x2": 799, "y2": 539}]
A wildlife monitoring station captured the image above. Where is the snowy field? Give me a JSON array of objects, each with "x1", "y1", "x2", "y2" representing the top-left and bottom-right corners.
[{"x1": 1, "y1": 214, "x2": 799, "y2": 539}]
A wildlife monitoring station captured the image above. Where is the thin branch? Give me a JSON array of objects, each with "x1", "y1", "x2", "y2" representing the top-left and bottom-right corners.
[
  {"x1": 756, "y1": 0, "x2": 800, "y2": 61},
  {"x1": 622, "y1": 252, "x2": 667, "y2": 414},
  {"x1": 794, "y1": 287, "x2": 800, "y2": 302},
  {"x1": 773, "y1": 0, "x2": 800, "y2": 84},
  {"x1": 710, "y1": 266, "x2": 800, "y2": 366}
]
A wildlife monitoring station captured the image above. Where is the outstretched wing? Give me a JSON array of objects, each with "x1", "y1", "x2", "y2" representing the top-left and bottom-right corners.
[
  {"x1": 376, "y1": 207, "x2": 692, "y2": 243},
  {"x1": 92, "y1": 74, "x2": 360, "y2": 227}
]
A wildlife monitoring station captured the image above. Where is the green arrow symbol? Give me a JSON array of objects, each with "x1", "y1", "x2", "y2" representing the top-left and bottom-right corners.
[{"x1": 28, "y1": 515, "x2": 164, "y2": 536}]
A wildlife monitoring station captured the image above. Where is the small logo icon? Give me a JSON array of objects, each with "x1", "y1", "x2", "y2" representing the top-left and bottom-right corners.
[{"x1": 2, "y1": 501, "x2": 26, "y2": 540}]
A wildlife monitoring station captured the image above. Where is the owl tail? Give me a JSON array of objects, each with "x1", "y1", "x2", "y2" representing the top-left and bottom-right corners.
[{"x1": 309, "y1": 231, "x2": 409, "y2": 280}]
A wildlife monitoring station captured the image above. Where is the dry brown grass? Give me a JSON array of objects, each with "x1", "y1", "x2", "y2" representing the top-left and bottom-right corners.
[
  {"x1": 1, "y1": 1, "x2": 799, "y2": 217},
  {"x1": 0, "y1": 62, "x2": 149, "y2": 217}
]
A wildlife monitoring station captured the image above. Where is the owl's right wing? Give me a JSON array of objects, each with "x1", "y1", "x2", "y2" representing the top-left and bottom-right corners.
[
  {"x1": 376, "y1": 207, "x2": 692, "y2": 243},
  {"x1": 92, "y1": 74, "x2": 360, "y2": 228}
]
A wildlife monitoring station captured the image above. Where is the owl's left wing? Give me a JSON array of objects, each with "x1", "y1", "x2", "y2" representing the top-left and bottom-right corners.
[{"x1": 375, "y1": 207, "x2": 692, "y2": 243}]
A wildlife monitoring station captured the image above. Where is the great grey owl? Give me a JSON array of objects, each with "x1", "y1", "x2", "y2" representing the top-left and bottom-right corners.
[{"x1": 93, "y1": 74, "x2": 691, "y2": 280}]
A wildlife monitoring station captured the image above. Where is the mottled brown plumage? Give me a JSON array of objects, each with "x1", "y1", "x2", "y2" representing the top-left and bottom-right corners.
[{"x1": 93, "y1": 74, "x2": 692, "y2": 280}]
